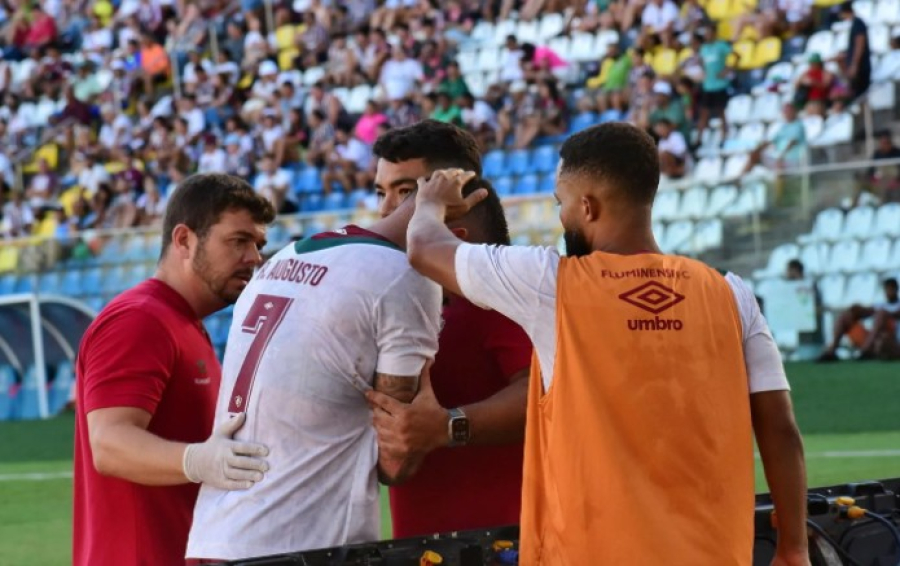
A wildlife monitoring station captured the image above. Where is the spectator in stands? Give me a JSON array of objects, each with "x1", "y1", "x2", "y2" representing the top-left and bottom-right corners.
[
  {"x1": 304, "y1": 81, "x2": 346, "y2": 127},
  {"x1": 654, "y1": 117, "x2": 689, "y2": 178},
  {"x1": 438, "y1": 61, "x2": 469, "y2": 99},
  {"x1": 322, "y1": 125, "x2": 371, "y2": 193},
  {"x1": 2, "y1": 189, "x2": 34, "y2": 238},
  {"x1": 136, "y1": 177, "x2": 166, "y2": 228},
  {"x1": 55, "y1": 85, "x2": 94, "y2": 127},
  {"x1": 242, "y1": 14, "x2": 268, "y2": 70},
  {"x1": 273, "y1": 108, "x2": 308, "y2": 167},
  {"x1": 258, "y1": 110, "x2": 285, "y2": 156},
  {"x1": 495, "y1": 80, "x2": 535, "y2": 148},
  {"x1": 254, "y1": 153, "x2": 296, "y2": 213},
  {"x1": 325, "y1": 33, "x2": 359, "y2": 87},
  {"x1": 649, "y1": 80, "x2": 688, "y2": 139},
  {"x1": 299, "y1": 11, "x2": 330, "y2": 69},
  {"x1": 430, "y1": 91, "x2": 461, "y2": 125},
  {"x1": 696, "y1": 27, "x2": 734, "y2": 144},
  {"x1": 138, "y1": 32, "x2": 170, "y2": 97},
  {"x1": 98, "y1": 105, "x2": 133, "y2": 154},
  {"x1": 794, "y1": 54, "x2": 837, "y2": 117},
  {"x1": 858, "y1": 129, "x2": 900, "y2": 204},
  {"x1": 26, "y1": 157, "x2": 58, "y2": 209},
  {"x1": 386, "y1": 95, "x2": 421, "y2": 128},
  {"x1": 458, "y1": 92, "x2": 497, "y2": 150},
  {"x1": 676, "y1": 0, "x2": 710, "y2": 37},
  {"x1": 520, "y1": 42, "x2": 568, "y2": 82},
  {"x1": 305, "y1": 109, "x2": 335, "y2": 167},
  {"x1": 355, "y1": 100, "x2": 389, "y2": 146},
  {"x1": 627, "y1": 69, "x2": 656, "y2": 130},
  {"x1": 84, "y1": 183, "x2": 114, "y2": 229},
  {"x1": 584, "y1": 43, "x2": 631, "y2": 112},
  {"x1": 72, "y1": 62, "x2": 103, "y2": 103},
  {"x1": 819, "y1": 278, "x2": 900, "y2": 361},
  {"x1": 741, "y1": 103, "x2": 807, "y2": 176},
  {"x1": 837, "y1": 0, "x2": 871, "y2": 100},
  {"x1": 500, "y1": 35, "x2": 525, "y2": 83},
  {"x1": 178, "y1": 94, "x2": 205, "y2": 143},
  {"x1": 420, "y1": 39, "x2": 449, "y2": 91},
  {"x1": 784, "y1": 258, "x2": 823, "y2": 345},
  {"x1": 641, "y1": 0, "x2": 679, "y2": 48},
  {"x1": 108, "y1": 176, "x2": 138, "y2": 229},
  {"x1": 75, "y1": 153, "x2": 111, "y2": 196},
  {"x1": 380, "y1": 45, "x2": 423, "y2": 102},
  {"x1": 197, "y1": 134, "x2": 227, "y2": 174},
  {"x1": 224, "y1": 134, "x2": 252, "y2": 178}
]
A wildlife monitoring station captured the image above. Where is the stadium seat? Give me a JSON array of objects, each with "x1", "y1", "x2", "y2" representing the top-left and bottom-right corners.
[
  {"x1": 693, "y1": 157, "x2": 723, "y2": 185},
  {"x1": 801, "y1": 115, "x2": 824, "y2": 140},
  {"x1": 295, "y1": 167, "x2": 323, "y2": 194},
  {"x1": 875, "y1": 0, "x2": 900, "y2": 25},
  {"x1": 14, "y1": 366, "x2": 41, "y2": 420},
  {"x1": 651, "y1": 49, "x2": 678, "y2": 76},
  {"x1": 811, "y1": 112, "x2": 853, "y2": 147},
  {"x1": 824, "y1": 240, "x2": 861, "y2": 273},
  {"x1": 752, "y1": 92, "x2": 783, "y2": 123},
  {"x1": 102, "y1": 266, "x2": 129, "y2": 295},
  {"x1": 80, "y1": 268, "x2": 102, "y2": 296},
  {"x1": 0, "y1": 274, "x2": 16, "y2": 295},
  {"x1": 873, "y1": 50, "x2": 900, "y2": 82},
  {"x1": 539, "y1": 13, "x2": 565, "y2": 40},
  {"x1": 722, "y1": 153, "x2": 749, "y2": 181},
  {"x1": 457, "y1": 50, "x2": 478, "y2": 74},
  {"x1": 732, "y1": 41, "x2": 756, "y2": 71},
  {"x1": 508, "y1": 149, "x2": 534, "y2": 176},
  {"x1": 841, "y1": 206, "x2": 876, "y2": 240},
  {"x1": 516, "y1": 174, "x2": 540, "y2": 195},
  {"x1": 321, "y1": 193, "x2": 346, "y2": 211},
  {"x1": 874, "y1": 203, "x2": 900, "y2": 237},
  {"x1": 48, "y1": 362, "x2": 74, "y2": 415},
  {"x1": 477, "y1": 47, "x2": 501, "y2": 73},
  {"x1": 800, "y1": 243, "x2": 830, "y2": 276},
  {"x1": 868, "y1": 25, "x2": 890, "y2": 54},
  {"x1": 532, "y1": 145, "x2": 559, "y2": 174},
  {"x1": 13, "y1": 275, "x2": 33, "y2": 294},
  {"x1": 494, "y1": 176, "x2": 514, "y2": 196},
  {"x1": 60, "y1": 270, "x2": 82, "y2": 296},
  {"x1": 707, "y1": 185, "x2": 738, "y2": 215},
  {"x1": 302, "y1": 66, "x2": 325, "y2": 86},
  {"x1": 665, "y1": 220, "x2": 695, "y2": 254},
  {"x1": 483, "y1": 150, "x2": 507, "y2": 178},
  {"x1": 548, "y1": 36, "x2": 571, "y2": 61},
  {"x1": 725, "y1": 94, "x2": 754, "y2": 127},
  {"x1": 0, "y1": 365, "x2": 15, "y2": 421},
  {"x1": 843, "y1": 272, "x2": 880, "y2": 306},
  {"x1": 753, "y1": 37, "x2": 782, "y2": 68},
  {"x1": 516, "y1": 20, "x2": 540, "y2": 44},
  {"x1": 819, "y1": 274, "x2": 847, "y2": 309},
  {"x1": 866, "y1": 81, "x2": 896, "y2": 111},
  {"x1": 802, "y1": 31, "x2": 835, "y2": 62},
  {"x1": 538, "y1": 174, "x2": 556, "y2": 193},
  {"x1": 471, "y1": 21, "x2": 494, "y2": 45},
  {"x1": 706, "y1": 0, "x2": 733, "y2": 20},
  {"x1": 36, "y1": 271, "x2": 59, "y2": 294},
  {"x1": 568, "y1": 112, "x2": 597, "y2": 134},
  {"x1": 853, "y1": 0, "x2": 876, "y2": 22},
  {"x1": 800, "y1": 208, "x2": 844, "y2": 243},
  {"x1": 491, "y1": 19, "x2": 516, "y2": 46},
  {"x1": 85, "y1": 296, "x2": 105, "y2": 313},
  {"x1": 856, "y1": 237, "x2": 893, "y2": 272},
  {"x1": 677, "y1": 187, "x2": 708, "y2": 219},
  {"x1": 694, "y1": 219, "x2": 724, "y2": 251},
  {"x1": 887, "y1": 241, "x2": 900, "y2": 271},
  {"x1": 652, "y1": 190, "x2": 681, "y2": 222},
  {"x1": 754, "y1": 243, "x2": 800, "y2": 279},
  {"x1": 569, "y1": 33, "x2": 597, "y2": 62}
]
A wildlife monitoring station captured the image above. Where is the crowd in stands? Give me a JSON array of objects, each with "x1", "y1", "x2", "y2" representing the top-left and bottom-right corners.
[{"x1": 0, "y1": 0, "x2": 896, "y2": 241}]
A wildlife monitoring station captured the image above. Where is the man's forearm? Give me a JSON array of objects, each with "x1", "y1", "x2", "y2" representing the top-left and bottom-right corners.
[
  {"x1": 407, "y1": 201, "x2": 450, "y2": 263},
  {"x1": 460, "y1": 372, "x2": 529, "y2": 445},
  {"x1": 90, "y1": 423, "x2": 189, "y2": 486},
  {"x1": 753, "y1": 394, "x2": 808, "y2": 554}
]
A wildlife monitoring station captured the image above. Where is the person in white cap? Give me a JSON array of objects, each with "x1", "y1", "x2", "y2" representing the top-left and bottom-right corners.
[{"x1": 649, "y1": 80, "x2": 688, "y2": 140}]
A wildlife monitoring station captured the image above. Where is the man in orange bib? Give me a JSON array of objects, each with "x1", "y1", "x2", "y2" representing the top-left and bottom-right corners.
[{"x1": 405, "y1": 123, "x2": 810, "y2": 565}]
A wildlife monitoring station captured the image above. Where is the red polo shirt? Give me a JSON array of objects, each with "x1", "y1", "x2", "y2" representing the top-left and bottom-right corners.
[
  {"x1": 389, "y1": 297, "x2": 532, "y2": 537},
  {"x1": 73, "y1": 279, "x2": 221, "y2": 566}
]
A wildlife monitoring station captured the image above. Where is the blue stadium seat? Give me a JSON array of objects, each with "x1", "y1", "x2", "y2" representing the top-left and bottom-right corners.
[
  {"x1": 568, "y1": 112, "x2": 598, "y2": 134},
  {"x1": 81, "y1": 268, "x2": 103, "y2": 296},
  {"x1": 494, "y1": 176, "x2": 515, "y2": 197},
  {"x1": 508, "y1": 149, "x2": 534, "y2": 176},
  {"x1": 516, "y1": 174, "x2": 540, "y2": 195},
  {"x1": 303, "y1": 221, "x2": 327, "y2": 238},
  {"x1": 0, "y1": 365, "x2": 15, "y2": 421},
  {"x1": 322, "y1": 192, "x2": 346, "y2": 211},
  {"x1": 85, "y1": 296, "x2": 105, "y2": 313},
  {"x1": 37, "y1": 271, "x2": 61, "y2": 294},
  {"x1": 295, "y1": 167, "x2": 323, "y2": 194},
  {"x1": 539, "y1": 174, "x2": 556, "y2": 194},
  {"x1": 15, "y1": 365, "x2": 41, "y2": 420},
  {"x1": 102, "y1": 266, "x2": 129, "y2": 295},
  {"x1": 97, "y1": 239, "x2": 124, "y2": 264},
  {"x1": 48, "y1": 362, "x2": 74, "y2": 415},
  {"x1": 533, "y1": 146, "x2": 559, "y2": 174},
  {"x1": 301, "y1": 194, "x2": 323, "y2": 212},
  {"x1": 61, "y1": 270, "x2": 82, "y2": 296},
  {"x1": 0, "y1": 274, "x2": 17, "y2": 295},
  {"x1": 483, "y1": 150, "x2": 507, "y2": 178},
  {"x1": 13, "y1": 275, "x2": 33, "y2": 294},
  {"x1": 347, "y1": 188, "x2": 370, "y2": 209}
]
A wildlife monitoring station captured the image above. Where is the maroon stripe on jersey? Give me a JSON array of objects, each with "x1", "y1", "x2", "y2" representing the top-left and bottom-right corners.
[{"x1": 311, "y1": 225, "x2": 395, "y2": 244}]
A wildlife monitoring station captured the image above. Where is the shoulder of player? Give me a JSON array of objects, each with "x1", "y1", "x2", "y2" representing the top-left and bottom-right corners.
[{"x1": 87, "y1": 292, "x2": 184, "y2": 345}]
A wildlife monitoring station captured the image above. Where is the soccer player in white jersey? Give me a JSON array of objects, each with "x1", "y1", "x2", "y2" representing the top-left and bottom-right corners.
[{"x1": 185, "y1": 154, "x2": 488, "y2": 563}]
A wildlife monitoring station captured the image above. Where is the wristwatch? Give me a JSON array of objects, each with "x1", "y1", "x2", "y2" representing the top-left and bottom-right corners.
[{"x1": 447, "y1": 407, "x2": 470, "y2": 447}]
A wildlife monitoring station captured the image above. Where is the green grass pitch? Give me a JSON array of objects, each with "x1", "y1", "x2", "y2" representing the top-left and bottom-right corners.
[{"x1": 1, "y1": 362, "x2": 898, "y2": 565}]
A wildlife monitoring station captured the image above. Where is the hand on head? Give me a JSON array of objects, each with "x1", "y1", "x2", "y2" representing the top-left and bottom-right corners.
[{"x1": 416, "y1": 169, "x2": 489, "y2": 221}]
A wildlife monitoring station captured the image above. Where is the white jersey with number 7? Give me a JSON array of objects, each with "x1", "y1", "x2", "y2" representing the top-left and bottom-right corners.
[{"x1": 187, "y1": 227, "x2": 442, "y2": 561}]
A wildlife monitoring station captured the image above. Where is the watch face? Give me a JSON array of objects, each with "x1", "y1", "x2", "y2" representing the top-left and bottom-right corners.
[{"x1": 451, "y1": 418, "x2": 468, "y2": 442}]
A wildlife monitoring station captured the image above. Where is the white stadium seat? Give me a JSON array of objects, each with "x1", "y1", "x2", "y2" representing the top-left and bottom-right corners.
[
  {"x1": 707, "y1": 185, "x2": 738, "y2": 215},
  {"x1": 725, "y1": 95, "x2": 753, "y2": 127},
  {"x1": 548, "y1": 36, "x2": 571, "y2": 61},
  {"x1": 854, "y1": 0, "x2": 875, "y2": 23},
  {"x1": 802, "y1": 115, "x2": 824, "y2": 140},
  {"x1": 722, "y1": 153, "x2": 749, "y2": 181},
  {"x1": 873, "y1": 50, "x2": 900, "y2": 82},
  {"x1": 856, "y1": 237, "x2": 893, "y2": 272},
  {"x1": 569, "y1": 33, "x2": 597, "y2": 62},
  {"x1": 694, "y1": 219, "x2": 724, "y2": 251},
  {"x1": 824, "y1": 240, "x2": 860, "y2": 273},
  {"x1": 723, "y1": 181, "x2": 767, "y2": 217},
  {"x1": 811, "y1": 112, "x2": 853, "y2": 147},
  {"x1": 802, "y1": 31, "x2": 835, "y2": 61},
  {"x1": 888, "y1": 240, "x2": 900, "y2": 271},
  {"x1": 471, "y1": 21, "x2": 494, "y2": 45},
  {"x1": 693, "y1": 157, "x2": 723, "y2": 185},
  {"x1": 302, "y1": 66, "x2": 325, "y2": 85},
  {"x1": 818, "y1": 274, "x2": 847, "y2": 309},
  {"x1": 799, "y1": 208, "x2": 844, "y2": 243},
  {"x1": 665, "y1": 220, "x2": 694, "y2": 253},
  {"x1": 800, "y1": 243, "x2": 830, "y2": 276},
  {"x1": 457, "y1": 50, "x2": 479, "y2": 74},
  {"x1": 516, "y1": 20, "x2": 540, "y2": 44},
  {"x1": 754, "y1": 243, "x2": 800, "y2": 279},
  {"x1": 841, "y1": 206, "x2": 876, "y2": 239},
  {"x1": 868, "y1": 25, "x2": 891, "y2": 54},
  {"x1": 493, "y1": 19, "x2": 517, "y2": 45},
  {"x1": 875, "y1": 0, "x2": 900, "y2": 25},
  {"x1": 477, "y1": 47, "x2": 501, "y2": 72},
  {"x1": 874, "y1": 203, "x2": 900, "y2": 237},
  {"x1": 677, "y1": 187, "x2": 708, "y2": 219},
  {"x1": 652, "y1": 190, "x2": 681, "y2": 222},
  {"x1": 866, "y1": 81, "x2": 896, "y2": 111},
  {"x1": 843, "y1": 272, "x2": 880, "y2": 306},
  {"x1": 538, "y1": 13, "x2": 565, "y2": 41},
  {"x1": 752, "y1": 92, "x2": 783, "y2": 123},
  {"x1": 652, "y1": 222, "x2": 666, "y2": 244}
]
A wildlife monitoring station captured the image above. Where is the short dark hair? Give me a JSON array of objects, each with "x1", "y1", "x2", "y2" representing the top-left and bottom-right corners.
[
  {"x1": 372, "y1": 120, "x2": 482, "y2": 175},
  {"x1": 787, "y1": 259, "x2": 804, "y2": 275},
  {"x1": 464, "y1": 178, "x2": 510, "y2": 246},
  {"x1": 160, "y1": 174, "x2": 276, "y2": 258},
  {"x1": 559, "y1": 123, "x2": 660, "y2": 205},
  {"x1": 838, "y1": 0, "x2": 854, "y2": 13},
  {"x1": 885, "y1": 277, "x2": 898, "y2": 289}
]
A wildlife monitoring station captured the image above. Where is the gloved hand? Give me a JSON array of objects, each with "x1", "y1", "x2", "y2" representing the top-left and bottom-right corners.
[{"x1": 183, "y1": 412, "x2": 269, "y2": 490}]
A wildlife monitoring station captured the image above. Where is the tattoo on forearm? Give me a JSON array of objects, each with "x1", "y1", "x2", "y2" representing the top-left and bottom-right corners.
[{"x1": 374, "y1": 373, "x2": 418, "y2": 403}]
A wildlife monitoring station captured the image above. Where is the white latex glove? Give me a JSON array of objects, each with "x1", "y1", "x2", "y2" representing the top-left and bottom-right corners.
[{"x1": 182, "y1": 412, "x2": 269, "y2": 490}]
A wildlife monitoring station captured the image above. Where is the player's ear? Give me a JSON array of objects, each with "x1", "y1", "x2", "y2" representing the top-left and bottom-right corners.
[{"x1": 170, "y1": 224, "x2": 196, "y2": 259}]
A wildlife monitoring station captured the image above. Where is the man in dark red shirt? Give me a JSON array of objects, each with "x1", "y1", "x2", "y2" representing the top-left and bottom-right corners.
[
  {"x1": 73, "y1": 174, "x2": 276, "y2": 566},
  {"x1": 366, "y1": 121, "x2": 532, "y2": 536}
]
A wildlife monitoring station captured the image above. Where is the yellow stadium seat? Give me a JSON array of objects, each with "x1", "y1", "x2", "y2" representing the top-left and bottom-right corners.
[
  {"x1": 279, "y1": 48, "x2": 299, "y2": 71},
  {"x1": 22, "y1": 144, "x2": 59, "y2": 174},
  {"x1": 33, "y1": 216, "x2": 57, "y2": 238},
  {"x1": 0, "y1": 245, "x2": 18, "y2": 273},
  {"x1": 677, "y1": 47, "x2": 694, "y2": 65},
  {"x1": 275, "y1": 25, "x2": 297, "y2": 51},
  {"x1": 814, "y1": 0, "x2": 842, "y2": 6},
  {"x1": 238, "y1": 73, "x2": 255, "y2": 89},
  {"x1": 739, "y1": 24, "x2": 760, "y2": 41},
  {"x1": 58, "y1": 186, "x2": 84, "y2": 216},
  {"x1": 732, "y1": 40, "x2": 756, "y2": 70},
  {"x1": 728, "y1": 0, "x2": 756, "y2": 16},
  {"x1": 754, "y1": 37, "x2": 782, "y2": 68},
  {"x1": 717, "y1": 19, "x2": 734, "y2": 41},
  {"x1": 706, "y1": 0, "x2": 733, "y2": 20},
  {"x1": 651, "y1": 48, "x2": 678, "y2": 76}
]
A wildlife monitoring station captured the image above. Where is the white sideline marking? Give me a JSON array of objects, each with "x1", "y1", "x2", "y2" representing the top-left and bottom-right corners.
[{"x1": 0, "y1": 471, "x2": 72, "y2": 481}]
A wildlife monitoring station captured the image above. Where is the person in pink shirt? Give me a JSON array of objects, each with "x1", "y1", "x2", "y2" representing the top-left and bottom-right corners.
[{"x1": 354, "y1": 101, "x2": 389, "y2": 145}]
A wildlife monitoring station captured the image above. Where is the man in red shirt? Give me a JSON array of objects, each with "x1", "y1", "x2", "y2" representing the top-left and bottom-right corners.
[
  {"x1": 366, "y1": 121, "x2": 532, "y2": 536},
  {"x1": 73, "y1": 174, "x2": 276, "y2": 566}
]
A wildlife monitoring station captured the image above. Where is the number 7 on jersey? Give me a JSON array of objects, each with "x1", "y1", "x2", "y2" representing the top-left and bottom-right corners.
[{"x1": 228, "y1": 294, "x2": 293, "y2": 413}]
